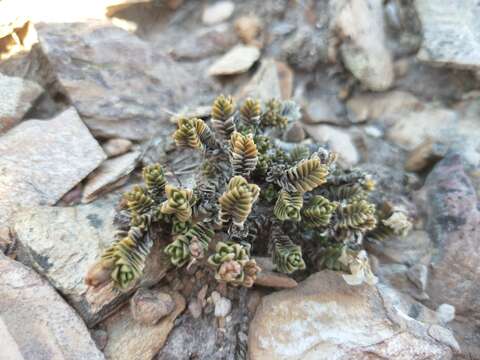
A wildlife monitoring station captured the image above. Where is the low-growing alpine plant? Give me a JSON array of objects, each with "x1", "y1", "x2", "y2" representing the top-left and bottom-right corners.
[{"x1": 86, "y1": 95, "x2": 412, "y2": 290}]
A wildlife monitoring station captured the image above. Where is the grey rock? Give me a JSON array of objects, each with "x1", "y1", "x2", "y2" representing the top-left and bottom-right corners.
[
  {"x1": 407, "y1": 264, "x2": 429, "y2": 291},
  {"x1": 13, "y1": 197, "x2": 170, "y2": 327},
  {"x1": 424, "y1": 153, "x2": 480, "y2": 316},
  {"x1": 211, "y1": 291, "x2": 232, "y2": 318},
  {"x1": 131, "y1": 288, "x2": 176, "y2": 325},
  {"x1": 0, "y1": 107, "x2": 106, "y2": 227},
  {"x1": 236, "y1": 58, "x2": 282, "y2": 102},
  {"x1": 331, "y1": 0, "x2": 394, "y2": 91},
  {"x1": 0, "y1": 73, "x2": 43, "y2": 133},
  {"x1": 102, "y1": 138, "x2": 133, "y2": 158},
  {"x1": 208, "y1": 45, "x2": 260, "y2": 76},
  {"x1": 0, "y1": 253, "x2": 104, "y2": 360},
  {"x1": 436, "y1": 304, "x2": 455, "y2": 324},
  {"x1": 415, "y1": 0, "x2": 480, "y2": 69},
  {"x1": 283, "y1": 121, "x2": 305, "y2": 143},
  {"x1": 249, "y1": 271, "x2": 458, "y2": 359},
  {"x1": 303, "y1": 98, "x2": 343, "y2": 125},
  {"x1": 282, "y1": 25, "x2": 329, "y2": 71},
  {"x1": 36, "y1": 21, "x2": 205, "y2": 140},
  {"x1": 82, "y1": 151, "x2": 141, "y2": 203},
  {"x1": 104, "y1": 289, "x2": 185, "y2": 360}
]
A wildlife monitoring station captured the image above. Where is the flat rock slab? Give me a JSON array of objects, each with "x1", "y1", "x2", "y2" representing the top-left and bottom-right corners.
[
  {"x1": 0, "y1": 253, "x2": 104, "y2": 360},
  {"x1": 103, "y1": 289, "x2": 185, "y2": 360},
  {"x1": 415, "y1": 0, "x2": 480, "y2": 69},
  {"x1": 82, "y1": 150, "x2": 141, "y2": 203},
  {"x1": 208, "y1": 45, "x2": 260, "y2": 76},
  {"x1": 36, "y1": 21, "x2": 201, "y2": 140},
  {"x1": 249, "y1": 270, "x2": 458, "y2": 360},
  {"x1": 13, "y1": 197, "x2": 171, "y2": 327},
  {"x1": 0, "y1": 73, "x2": 43, "y2": 133},
  {"x1": 0, "y1": 107, "x2": 105, "y2": 227}
]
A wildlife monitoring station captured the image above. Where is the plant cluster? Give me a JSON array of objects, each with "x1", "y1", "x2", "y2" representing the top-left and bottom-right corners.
[{"x1": 86, "y1": 95, "x2": 411, "y2": 290}]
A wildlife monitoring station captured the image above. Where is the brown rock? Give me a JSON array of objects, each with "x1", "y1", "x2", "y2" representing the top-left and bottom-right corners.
[
  {"x1": 404, "y1": 139, "x2": 448, "y2": 172},
  {"x1": 236, "y1": 58, "x2": 281, "y2": 102},
  {"x1": 0, "y1": 107, "x2": 106, "y2": 227},
  {"x1": 0, "y1": 253, "x2": 104, "y2": 359},
  {"x1": 303, "y1": 98, "x2": 342, "y2": 125},
  {"x1": 82, "y1": 151, "x2": 141, "y2": 203},
  {"x1": 102, "y1": 138, "x2": 133, "y2": 158},
  {"x1": 254, "y1": 257, "x2": 298, "y2": 289},
  {"x1": 249, "y1": 271, "x2": 458, "y2": 359},
  {"x1": 283, "y1": 121, "x2": 305, "y2": 143},
  {"x1": 275, "y1": 61, "x2": 294, "y2": 100},
  {"x1": 0, "y1": 73, "x2": 43, "y2": 133},
  {"x1": 103, "y1": 289, "x2": 185, "y2": 360},
  {"x1": 234, "y1": 15, "x2": 262, "y2": 45},
  {"x1": 131, "y1": 288, "x2": 176, "y2": 325}
]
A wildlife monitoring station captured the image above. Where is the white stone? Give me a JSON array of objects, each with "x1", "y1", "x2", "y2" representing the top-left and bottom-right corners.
[
  {"x1": 436, "y1": 304, "x2": 455, "y2": 324},
  {"x1": 208, "y1": 45, "x2": 260, "y2": 76},
  {"x1": 202, "y1": 1, "x2": 234, "y2": 25}
]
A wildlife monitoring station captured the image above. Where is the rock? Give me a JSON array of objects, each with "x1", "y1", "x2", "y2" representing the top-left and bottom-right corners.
[
  {"x1": 211, "y1": 291, "x2": 232, "y2": 318},
  {"x1": 202, "y1": 1, "x2": 234, "y2": 25},
  {"x1": 92, "y1": 328, "x2": 109, "y2": 351},
  {"x1": 236, "y1": 59, "x2": 282, "y2": 102},
  {"x1": 0, "y1": 253, "x2": 104, "y2": 359},
  {"x1": 367, "y1": 230, "x2": 432, "y2": 265},
  {"x1": 249, "y1": 270, "x2": 458, "y2": 359},
  {"x1": 331, "y1": 0, "x2": 394, "y2": 91},
  {"x1": 0, "y1": 73, "x2": 43, "y2": 133},
  {"x1": 171, "y1": 24, "x2": 238, "y2": 60},
  {"x1": 254, "y1": 257, "x2": 298, "y2": 289},
  {"x1": 82, "y1": 151, "x2": 141, "y2": 203},
  {"x1": 188, "y1": 299, "x2": 203, "y2": 319},
  {"x1": 404, "y1": 139, "x2": 448, "y2": 172},
  {"x1": 346, "y1": 90, "x2": 421, "y2": 123},
  {"x1": 131, "y1": 288, "x2": 176, "y2": 325},
  {"x1": 407, "y1": 264, "x2": 429, "y2": 291},
  {"x1": 386, "y1": 107, "x2": 457, "y2": 151},
  {"x1": 103, "y1": 289, "x2": 185, "y2": 360},
  {"x1": 208, "y1": 45, "x2": 260, "y2": 76},
  {"x1": 102, "y1": 138, "x2": 133, "y2": 158},
  {"x1": 283, "y1": 121, "x2": 305, "y2": 143},
  {"x1": 303, "y1": 124, "x2": 359, "y2": 166},
  {"x1": 275, "y1": 61, "x2": 294, "y2": 100},
  {"x1": 303, "y1": 98, "x2": 342, "y2": 125},
  {"x1": 424, "y1": 153, "x2": 480, "y2": 316},
  {"x1": 436, "y1": 304, "x2": 455, "y2": 324},
  {"x1": 282, "y1": 25, "x2": 329, "y2": 71},
  {"x1": 234, "y1": 15, "x2": 262, "y2": 45},
  {"x1": 415, "y1": 0, "x2": 480, "y2": 69},
  {"x1": 36, "y1": 21, "x2": 202, "y2": 140},
  {"x1": 12, "y1": 198, "x2": 170, "y2": 327},
  {"x1": 0, "y1": 107, "x2": 105, "y2": 227}
]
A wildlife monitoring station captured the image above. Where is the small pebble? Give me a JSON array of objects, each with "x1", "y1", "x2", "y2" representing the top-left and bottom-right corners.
[
  {"x1": 234, "y1": 15, "x2": 262, "y2": 44},
  {"x1": 202, "y1": 1, "x2": 235, "y2": 25},
  {"x1": 436, "y1": 304, "x2": 455, "y2": 324},
  {"x1": 284, "y1": 121, "x2": 306, "y2": 143},
  {"x1": 188, "y1": 300, "x2": 202, "y2": 319},
  {"x1": 130, "y1": 288, "x2": 176, "y2": 325},
  {"x1": 102, "y1": 138, "x2": 132, "y2": 158}
]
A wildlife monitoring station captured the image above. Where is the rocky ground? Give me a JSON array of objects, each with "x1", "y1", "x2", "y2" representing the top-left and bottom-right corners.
[{"x1": 0, "y1": 0, "x2": 479, "y2": 359}]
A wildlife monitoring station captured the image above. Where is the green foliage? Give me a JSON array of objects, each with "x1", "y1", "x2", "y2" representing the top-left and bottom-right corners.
[{"x1": 88, "y1": 95, "x2": 408, "y2": 291}]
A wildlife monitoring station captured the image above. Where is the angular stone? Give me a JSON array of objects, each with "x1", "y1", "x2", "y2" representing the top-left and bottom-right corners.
[
  {"x1": 0, "y1": 253, "x2": 104, "y2": 360},
  {"x1": 208, "y1": 45, "x2": 260, "y2": 76},
  {"x1": 386, "y1": 107, "x2": 458, "y2": 150},
  {"x1": 249, "y1": 271, "x2": 458, "y2": 359},
  {"x1": 254, "y1": 257, "x2": 298, "y2": 289},
  {"x1": 103, "y1": 289, "x2": 185, "y2": 360},
  {"x1": 82, "y1": 151, "x2": 141, "y2": 203},
  {"x1": 303, "y1": 98, "x2": 342, "y2": 125},
  {"x1": 13, "y1": 198, "x2": 170, "y2": 327},
  {"x1": 346, "y1": 90, "x2": 421, "y2": 123},
  {"x1": 130, "y1": 288, "x2": 176, "y2": 325},
  {"x1": 202, "y1": 1, "x2": 234, "y2": 25},
  {"x1": 0, "y1": 73, "x2": 43, "y2": 133},
  {"x1": 102, "y1": 138, "x2": 133, "y2": 158},
  {"x1": 415, "y1": 0, "x2": 480, "y2": 69},
  {"x1": 404, "y1": 139, "x2": 448, "y2": 172},
  {"x1": 36, "y1": 21, "x2": 200, "y2": 140},
  {"x1": 331, "y1": 0, "x2": 394, "y2": 91},
  {"x1": 303, "y1": 124, "x2": 359, "y2": 166},
  {"x1": 424, "y1": 153, "x2": 480, "y2": 316},
  {"x1": 236, "y1": 58, "x2": 281, "y2": 102},
  {"x1": 0, "y1": 107, "x2": 106, "y2": 227}
]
